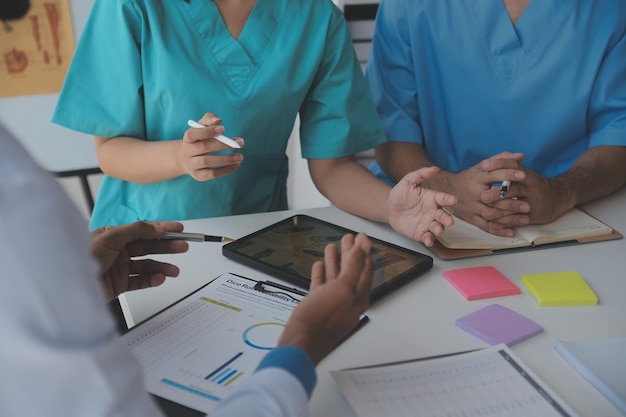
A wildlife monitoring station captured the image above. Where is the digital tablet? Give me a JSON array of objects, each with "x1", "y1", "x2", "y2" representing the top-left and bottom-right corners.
[{"x1": 222, "y1": 215, "x2": 433, "y2": 302}]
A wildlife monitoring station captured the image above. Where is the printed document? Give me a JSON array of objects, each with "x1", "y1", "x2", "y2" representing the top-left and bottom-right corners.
[
  {"x1": 332, "y1": 344, "x2": 579, "y2": 417},
  {"x1": 119, "y1": 273, "x2": 303, "y2": 414}
]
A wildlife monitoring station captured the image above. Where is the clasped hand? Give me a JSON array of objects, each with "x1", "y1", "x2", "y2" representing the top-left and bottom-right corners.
[{"x1": 448, "y1": 152, "x2": 574, "y2": 236}]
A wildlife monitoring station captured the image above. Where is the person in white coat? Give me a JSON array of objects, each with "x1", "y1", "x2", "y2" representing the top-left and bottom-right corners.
[{"x1": 0, "y1": 116, "x2": 373, "y2": 417}]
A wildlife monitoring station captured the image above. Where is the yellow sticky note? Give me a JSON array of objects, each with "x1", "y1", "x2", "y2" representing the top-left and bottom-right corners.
[{"x1": 522, "y1": 271, "x2": 598, "y2": 306}]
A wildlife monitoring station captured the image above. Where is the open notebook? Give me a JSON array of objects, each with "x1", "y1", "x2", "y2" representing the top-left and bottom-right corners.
[{"x1": 431, "y1": 208, "x2": 621, "y2": 260}]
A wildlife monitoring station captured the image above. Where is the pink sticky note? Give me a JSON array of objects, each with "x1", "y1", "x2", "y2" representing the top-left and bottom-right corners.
[
  {"x1": 456, "y1": 304, "x2": 544, "y2": 346},
  {"x1": 443, "y1": 266, "x2": 520, "y2": 300}
]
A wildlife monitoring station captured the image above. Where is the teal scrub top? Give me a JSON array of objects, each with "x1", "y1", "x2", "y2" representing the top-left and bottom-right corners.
[
  {"x1": 367, "y1": 0, "x2": 626, "y2": 184},
  {"x1": 53, "y1": 0, "x2": 386, "y2": 229}
]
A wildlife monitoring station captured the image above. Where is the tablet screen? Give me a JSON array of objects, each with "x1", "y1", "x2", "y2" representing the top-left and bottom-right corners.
[{"x1": 222, "y1": 215, "x2": 433, "y2": 302}]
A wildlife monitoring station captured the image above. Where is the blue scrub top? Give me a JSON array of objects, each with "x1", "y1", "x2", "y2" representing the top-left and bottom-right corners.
[
  {"x1": 367, "y1": 0, "x2": 626, "y2": 184},
  {"x1": 53, "y1": 0, "x2": 386, "y2": 229}
]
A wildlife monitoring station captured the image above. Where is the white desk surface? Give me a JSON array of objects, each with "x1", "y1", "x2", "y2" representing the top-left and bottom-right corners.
[{"x1": 123, "y1": 187, "x2": 626, "y2": 417}]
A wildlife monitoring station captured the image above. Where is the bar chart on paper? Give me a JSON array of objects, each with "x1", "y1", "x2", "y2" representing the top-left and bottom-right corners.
[
  {"x1": 120, "y1": 273, "x2": 302, "y2": 414},
  {"x1": 205, "y1": 351, "x2": 244, "y2": 385},
  {"x1": 331, "y1": 345, "x2": 579, "y2": 417}
]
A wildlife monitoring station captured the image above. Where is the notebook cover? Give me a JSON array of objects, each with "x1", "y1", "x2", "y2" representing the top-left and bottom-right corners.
[
  {"x1": 521, "y1": 271, "x2": 598, "y2": 306},
  {"x1": 455, "y1": 304, "x2": 544, "y2": 346},
  {"x1": 555, "y1": 337, "x2": 626, "y2": 414},
  {"x1": 443, "y1": 266, "x2": 520, "y2": 300}
]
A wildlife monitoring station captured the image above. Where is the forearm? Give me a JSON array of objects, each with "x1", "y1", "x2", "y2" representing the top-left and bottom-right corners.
[
  {"x1": 553, "y1": 145, "x2": 626, "y2": 210},
  {"x1": 309, "y1": 157, "x2": 391, "y2": 223},
  {"x1": 376, "y1": 142, "x2": 456, "y2": 191},
  {"x1": 95, "y1": 136, "x2": 185, "y2": 183}
]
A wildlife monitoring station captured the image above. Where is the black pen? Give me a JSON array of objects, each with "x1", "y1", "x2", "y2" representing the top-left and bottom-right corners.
[{"x1": 161, "y1": 231, "x2": 235, "y2": 243}]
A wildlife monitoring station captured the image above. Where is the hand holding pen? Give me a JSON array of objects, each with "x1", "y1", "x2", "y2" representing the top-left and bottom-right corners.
[
  {"x1": 181, "y1": 112, "x2": 244, "y2": 182},
  {"x1": 92, "y1": 221, "x2": 189, "y2": 301},
  {"x1": 473, "y1": 152, "x2": 532, "y2": 235}
]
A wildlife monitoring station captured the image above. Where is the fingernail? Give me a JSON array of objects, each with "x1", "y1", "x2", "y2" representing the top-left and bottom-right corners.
[{"x1": 215, "y1": 126, "x2": 225, "y2": 134}]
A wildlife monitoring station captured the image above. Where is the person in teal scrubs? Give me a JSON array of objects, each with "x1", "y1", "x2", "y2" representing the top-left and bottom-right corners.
[
  {"x1": 52, "y1": 0, "x2": 456, "y2": 247},
  {"x1": 367, "y1": 0, "x2": 626, "y2": 237}
]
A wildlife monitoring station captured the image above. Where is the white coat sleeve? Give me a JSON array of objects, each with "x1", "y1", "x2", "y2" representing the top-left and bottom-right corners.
[
  {"x1": 0, "y1": 124, "x2": 316, "y2": 417},
  {"x1": 0, "y1": 124, "x2": 165, "y2": 417}
]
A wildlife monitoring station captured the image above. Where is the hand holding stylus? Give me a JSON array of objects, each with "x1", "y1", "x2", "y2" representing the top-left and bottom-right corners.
[
  {"x1": 181, "y1": 115, "x2": 244, "y2": 181},
  {"x1": 187, "y1": 119, "x2": 241, "y2": 148}
]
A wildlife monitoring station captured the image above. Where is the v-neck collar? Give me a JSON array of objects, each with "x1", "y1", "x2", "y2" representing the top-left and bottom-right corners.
[
  {"x1": 465, "y1": 0, "x2": 564, "y2": 55},
  {"x1": 464, "y1": 0, "x2": 565, "y2": 78},
  {"x1": 179, "y1": 0, "x2": 288, "y2": 94},
  {"x1": 514, "y1": 0, "x2": 565, "y2": 53}
]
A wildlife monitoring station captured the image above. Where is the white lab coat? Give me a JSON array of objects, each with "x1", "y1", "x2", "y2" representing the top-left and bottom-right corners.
[{"x1": 0, "y1": 124, "x2": 311, "y2": 417}]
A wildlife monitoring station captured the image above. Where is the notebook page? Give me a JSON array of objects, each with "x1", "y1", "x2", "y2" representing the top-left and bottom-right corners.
[
  {"x1": 437, "y1": 215, "x2": 530, "y2": 250},
  {"x1": 517, "y1": 208, "x2": 612, "y2": 245}
]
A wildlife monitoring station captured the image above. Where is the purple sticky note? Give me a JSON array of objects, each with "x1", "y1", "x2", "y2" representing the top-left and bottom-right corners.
[{"x1": 455, "y1": 304, "x2": 544, "y2": 346}]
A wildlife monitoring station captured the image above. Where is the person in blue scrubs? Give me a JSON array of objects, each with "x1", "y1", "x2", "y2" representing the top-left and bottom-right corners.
[
  {"x1": 52, "y1": 0, "x2": 457, "y2": 247},
  {"x1": 367, "y1": 0, "x2": 626, "y2": 237}
]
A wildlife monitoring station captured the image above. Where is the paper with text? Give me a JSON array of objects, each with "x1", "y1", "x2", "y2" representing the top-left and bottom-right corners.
[
  {"x1": 119, "y1": 273, "x2": 303, "y2": 414},
  {"x1": 331, "y1": 345, "x2": 578, "y2": 417}
]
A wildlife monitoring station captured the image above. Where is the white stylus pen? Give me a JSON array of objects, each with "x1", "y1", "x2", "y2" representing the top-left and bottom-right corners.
[{"x1": 187, "y1": 119, "x2": 241, "y2": 149}]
